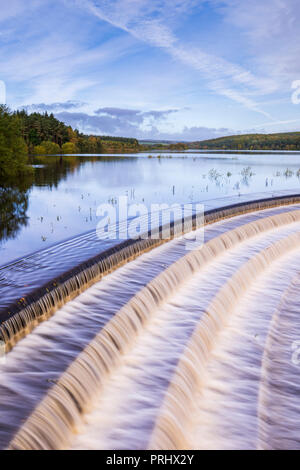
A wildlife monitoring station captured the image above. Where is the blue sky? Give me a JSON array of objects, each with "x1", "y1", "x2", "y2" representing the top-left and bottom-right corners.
[{"x1": 1, "y1": 0, "x2": 300, "y2": 140}]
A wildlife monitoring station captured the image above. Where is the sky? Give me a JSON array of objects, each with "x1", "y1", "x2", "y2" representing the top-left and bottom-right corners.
[{"x1": 0, "y1": 0, "x2": 300, "y2": 141}]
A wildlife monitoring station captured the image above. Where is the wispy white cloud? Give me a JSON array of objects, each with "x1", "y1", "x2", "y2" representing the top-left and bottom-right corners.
[
  {"x1": 214, "y1": 0, "x2": 300, "y2": 82},
  {"x1": 1, "y1": 18, "x2": 137, "y2": 106},
  {"x1": 74, "y1": 0, "x2": 276, "y2": 117},
  {"x1": 21, "y1": 100, "x2": 87, "y2": 113},
  {"x1": 251, "y1": 118, "x2": 300, "y2": 130},
  {"x1": 0, "y1": 0, "x2": 43, "y2": 22},
  {"x1": 2, "y1": 0, "x2": 299, "y2": 139}
]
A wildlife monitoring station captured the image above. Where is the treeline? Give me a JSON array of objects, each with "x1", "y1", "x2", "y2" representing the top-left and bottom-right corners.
[
  {"x1": 141, "y1": 141, "x2": 189, "y2": 152},
  {"x1": 190, "y1": 132, "x2": 300, "y2": 151},
  {"x1": 168, "y1": 142, "x2": 188, "y2": 151},
  {"x1": 15, "y1": 109, "x2": 140, "y2": 155},
  {"x1": 0, "y1": 106, "x2": 141, "y2": 176}
]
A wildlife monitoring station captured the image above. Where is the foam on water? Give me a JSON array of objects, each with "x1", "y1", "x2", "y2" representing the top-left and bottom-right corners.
[{"x1": 4, "y1": 205, "x2": 300, "y2": 450}]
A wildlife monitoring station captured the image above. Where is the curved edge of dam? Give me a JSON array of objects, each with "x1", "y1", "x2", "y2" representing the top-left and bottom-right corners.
[
  {"x1": 1, "y1": 191, "x2": 300, "y2": 352},
  {"x1": 2, "y1": 197, "x2": 300, "y2": 450}
]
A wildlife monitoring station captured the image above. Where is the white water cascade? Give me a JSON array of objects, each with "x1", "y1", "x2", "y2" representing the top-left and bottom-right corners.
[{"x1": 0, "y1": 202, "x2": 300, "y2": 450}]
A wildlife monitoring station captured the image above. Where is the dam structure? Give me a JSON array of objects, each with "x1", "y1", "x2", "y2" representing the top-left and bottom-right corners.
[{"x1": 0, "y1": 190, "x2": 300, "y2": 450}]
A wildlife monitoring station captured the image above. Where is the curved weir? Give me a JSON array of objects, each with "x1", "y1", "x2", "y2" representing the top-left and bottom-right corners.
[
  {"x1": 1, "y1": 193, "x2": 300, "y2": 352},
  {"x1": 257, "y1": 275, "x2": 300, "y2": 450},
  {"x1": 2, "y1": 199, "x2": 300, "y2": 450},
  {"x1": 149, "y1": 232, "x2": 300, "y2": 449}
]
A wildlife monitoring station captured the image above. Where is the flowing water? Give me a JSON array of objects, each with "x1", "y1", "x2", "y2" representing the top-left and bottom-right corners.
[
  {"x1": 2, "y1": 151, "x2": 300, "y2": 265},
  {"x1": 1, "y1": 202, "x2": 300, "y2": 450}
]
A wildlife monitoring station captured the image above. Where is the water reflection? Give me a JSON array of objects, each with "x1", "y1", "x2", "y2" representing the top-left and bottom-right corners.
[
  {"x1": 0, "y1": 152, "x2": 300, "y2": 265},
  {"x1": 32, "y1": 155, "x2": 82, "y2": 188},
  {"x1": 0, "y1": 175, "x2": 33, "y2": 242}
]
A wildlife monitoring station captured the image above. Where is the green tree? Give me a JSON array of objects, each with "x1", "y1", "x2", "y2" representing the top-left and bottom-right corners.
[
  {"x1": 62, "y1": 142, "x2": 78, "y2": 154},
  {"x1": 34, "y1": 141, "x2": 61, "y2": 155},
  {"x1": 0, "y1": 105, "x2": 29, "y2": 177}
]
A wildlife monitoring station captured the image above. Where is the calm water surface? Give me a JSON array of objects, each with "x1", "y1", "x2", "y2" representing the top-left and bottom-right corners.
[{"x1": 1, "y1": 151, "x2": 300, "y2": 266}]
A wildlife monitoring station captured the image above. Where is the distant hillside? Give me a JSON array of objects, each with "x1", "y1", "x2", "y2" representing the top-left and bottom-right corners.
[{"x1": 190, "y1": 132, "x2": 300, "y2": 151}]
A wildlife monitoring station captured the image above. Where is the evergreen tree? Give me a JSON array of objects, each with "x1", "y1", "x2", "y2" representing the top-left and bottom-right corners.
[{"x1": 0, "y1": 106, "x2": 29, "y2": 177}]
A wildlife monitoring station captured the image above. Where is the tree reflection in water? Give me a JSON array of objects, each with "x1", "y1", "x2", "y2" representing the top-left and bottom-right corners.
[
  {"x1": 0, "y1": 175, "x2": 33, "y2": 243},
  {"x1": 0, "y1": 155, "x2": 91, "y2": 246}
]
